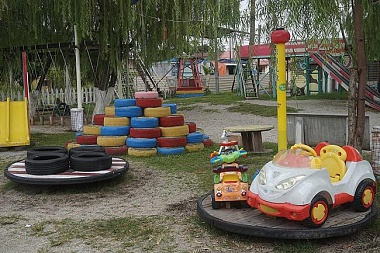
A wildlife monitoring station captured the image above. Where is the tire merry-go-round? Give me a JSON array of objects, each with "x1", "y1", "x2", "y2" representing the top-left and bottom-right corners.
[{"x1": 197, "y1": 193, "x2": 378, "y2": 239}]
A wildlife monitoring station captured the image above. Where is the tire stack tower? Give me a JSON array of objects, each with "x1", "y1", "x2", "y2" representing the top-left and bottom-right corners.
[{"x1": 73, "y1": 91, "x2": 212, "y2": 156}]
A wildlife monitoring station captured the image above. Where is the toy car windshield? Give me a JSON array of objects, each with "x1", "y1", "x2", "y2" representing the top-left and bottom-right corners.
[{"x1": 272, "y1": 149, "x2": 312, "y2": 169}]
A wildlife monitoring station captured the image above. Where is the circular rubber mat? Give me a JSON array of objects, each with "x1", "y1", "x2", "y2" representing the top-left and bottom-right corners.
[{"x1": 4, "y1": 157, "x2": 129, "y2": 185}]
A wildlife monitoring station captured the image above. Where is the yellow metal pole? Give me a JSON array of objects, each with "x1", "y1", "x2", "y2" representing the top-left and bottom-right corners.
[
  {"x1": 271, "y1": 29, "x2": 290, "y2": 151},
  {"x1": 6, "y1": 97, "x2": 10, "y2": 143}
]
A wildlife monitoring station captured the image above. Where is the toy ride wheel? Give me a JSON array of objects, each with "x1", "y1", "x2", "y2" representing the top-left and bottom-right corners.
[
  {"x1": 303, "y1": 195, "x2": 329, "y2": 228},
  {"x1": 290, "y1": 143, "x2": 317, "y2": 157},
  {"x1": 211, "y1": 189, "x2": 222, "y2": 209},
  {"x1": 353, "y1": 179, "x2": 376, "y2": 212}
]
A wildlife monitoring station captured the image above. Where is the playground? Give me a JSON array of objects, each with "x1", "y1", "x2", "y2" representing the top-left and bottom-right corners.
[{"x1": 1, "y1": 96, "x2": 380, "y2": 252}]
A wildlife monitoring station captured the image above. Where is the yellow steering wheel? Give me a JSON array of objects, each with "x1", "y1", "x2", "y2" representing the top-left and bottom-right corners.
[{"x1": 290, "y1": 143, "x2": 317, "y2": 157}]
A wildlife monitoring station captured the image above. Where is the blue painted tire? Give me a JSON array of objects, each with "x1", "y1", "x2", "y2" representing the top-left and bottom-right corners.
[
  {"x1": 115, "y1": 106, "x2": 142, "y2": 117},
  {"x1": 100, "y1": 126, "x2": 130, "y2": 136},
  {"x1": 114, "y1": 98, "x2": 136, "y2": 107},
  {"x1": 186, "y1": 132, "x2": 204, "y2": 143},
  {"x1": 130, "y1": 117, "x2": 159, "y2": 128},
  {"x1": 75, "y1": 132, "x2": 83, "y2": 138},
  {"x1": 126, "y1": 138, "x2": 157, "y2": 148},
  {"x1": 162, "y1": 103, "x2": 177, "y2": 114},
  {"x1": 157, "y1": 147, "x2": 185, "y2": 156}
]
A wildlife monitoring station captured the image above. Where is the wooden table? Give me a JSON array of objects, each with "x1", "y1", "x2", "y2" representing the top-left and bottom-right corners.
[{"x1": 224, "y1": 125, "x2": 274, "y2": 153}]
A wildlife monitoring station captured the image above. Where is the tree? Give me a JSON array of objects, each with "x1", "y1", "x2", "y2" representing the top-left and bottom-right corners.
[
  {"x1": 0, "y1": 0, "x2": 242, "y2": 114},
  {"x1": 256, "y1": 0, "x2": 380, "y2": 151}
]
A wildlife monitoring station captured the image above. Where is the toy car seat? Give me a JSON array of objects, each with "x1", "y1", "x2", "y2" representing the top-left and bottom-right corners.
[{"x1": 320, "y1": 145, "x2": 347, "y2": 182}]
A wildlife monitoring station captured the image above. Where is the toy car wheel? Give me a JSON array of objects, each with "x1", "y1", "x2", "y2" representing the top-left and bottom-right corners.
[
  {"x1": 352, "y1": 179, "x2": 376, "y2": 212},
  {"x1": 303, "y1": 195, "x2": 329, "y2": 228},
  {"x1": 211, "y1": 189, "x2": 222, "y2": 209}
]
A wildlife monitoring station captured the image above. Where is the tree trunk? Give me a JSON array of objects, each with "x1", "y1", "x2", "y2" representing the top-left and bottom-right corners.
[
  {"x1": 92, "y1": 86, "x2": 115, "y2": 118},
  {"x1": 347, "y1": 68, "x2": 358, "y2": 146},
  {"x1": 352, "y1": 0, "x2": 367, "y2": 152}
]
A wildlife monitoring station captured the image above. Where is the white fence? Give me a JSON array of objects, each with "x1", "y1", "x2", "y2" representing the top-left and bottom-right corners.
[{"x1": 0, "y1": 87, "x2": 96, "y2": 108}]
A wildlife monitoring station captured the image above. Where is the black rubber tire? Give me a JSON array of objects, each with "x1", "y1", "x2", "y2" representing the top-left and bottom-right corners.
[
  {"x1": 27, "y1": 146, "x2": 67, "y2": 157},
  {"x1": 352, "y1": 179, "x2": 376, "y2": 212},
  {"x1": 302, "y1": 195, "x2": 330, "y2": 228},
  {"x1": 69, "y1": 146, "x2": 106, "y2": 157},
  {"x1": 25, "y1": 152, "x2": 69, "y2": 175},
  {"x1": 211, "y1": 189, "x2": 222, "y2": 209},
  {"x1": 70, "y1": 152, "x2": 112, "y2": 171}
]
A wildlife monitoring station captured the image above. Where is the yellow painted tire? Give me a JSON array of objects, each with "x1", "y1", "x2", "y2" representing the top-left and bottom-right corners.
[
  {"x1": 144, "y1": 107, "x2": 171, "y2": 118},
  {"x1": 83, "y1": 125, "x2": 101, "y2": 135},
  {"x1": 97, "y1": 136, "x2": 127, "y2": 147},
  {"x1": 160, "y1": 125, "x2": 189, "y2": 137},
  {"x1": 176, "y1": 90, "x2": 204, "y2": 94},
  {"x1": 128, "y1": 147, "x2": 157, "y2": 157},
  {"x1": 104, "y1": 117, "x2": 130, "y2": 126},
  {"x1": 66, "y1": 142, "x2": 81, "y2": 150},
  {"x1": 105, "y1": 106, "x2": 115, "y2": 116},
  {"x1": 185, "y1": 143, "x2": 205, "y2": 152}
]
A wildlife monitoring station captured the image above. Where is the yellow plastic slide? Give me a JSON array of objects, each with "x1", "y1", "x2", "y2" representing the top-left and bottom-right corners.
[{"x1": 0, "y1": 98, "x2": 30, "y2": 147}]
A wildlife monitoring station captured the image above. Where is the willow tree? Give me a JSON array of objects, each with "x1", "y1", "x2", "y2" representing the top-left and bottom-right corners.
[
  {"x1": 256, "y1": 0, "x2": 380, "y2": 151},
  {"x1": 0, "y1": 0, "x2": 242, "y2": 114}
]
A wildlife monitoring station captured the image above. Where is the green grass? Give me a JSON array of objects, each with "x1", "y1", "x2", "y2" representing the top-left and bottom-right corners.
[
  {"x1": 165, "y1": 92, "x2": 244, "y2": 106},
  {"x1": 287, "y1": 91, "x2": 349, "y2": 100},
  {"x1": 31, "y1": 216, "x2": 174, "y2": 251},
  {"x1": 0, "y1": 214, "x2": 22, "y2": 225},
  {"x1": 227, "y1": 102, "x2": 299, "y2": 117},
  {"x1": 31, "y1": 132, "x2": 76, "y2": 147}
]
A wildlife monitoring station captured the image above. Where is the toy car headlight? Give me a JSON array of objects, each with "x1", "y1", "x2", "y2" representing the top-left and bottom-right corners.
[
  {"x1": 258, "y1": 169, "x2": 266, "y2": 185},
  {"x1": 275, "y1": 175, "x2": 305, "y2": 190}
]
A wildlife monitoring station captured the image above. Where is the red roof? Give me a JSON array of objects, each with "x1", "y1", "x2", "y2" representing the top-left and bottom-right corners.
[{"x1": 239, "y1": 39, "x2": 345, "y2": 59}]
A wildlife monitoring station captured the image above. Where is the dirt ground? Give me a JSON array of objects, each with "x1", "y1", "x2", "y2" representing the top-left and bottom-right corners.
[{"x1": 1, "y1": 99, "x2": 380, "y2": 253}]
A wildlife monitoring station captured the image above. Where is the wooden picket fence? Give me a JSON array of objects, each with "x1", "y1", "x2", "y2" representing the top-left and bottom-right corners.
[{"x1": 0, "y1": 87, "x2": 96, "y2": 107}]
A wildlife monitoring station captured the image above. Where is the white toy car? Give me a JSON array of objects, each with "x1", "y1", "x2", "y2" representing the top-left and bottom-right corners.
[{"x1": 247, "y1": 143, "x2": 377, "y2": 228}]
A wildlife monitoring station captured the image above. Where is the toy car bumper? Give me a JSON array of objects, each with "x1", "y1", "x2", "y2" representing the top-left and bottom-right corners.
[
  {"x1": 246, "y1": 191, "x2": 311, "y2": 221},
  {"x1": 214, "y1": 184, "x2": 248, "y2": 202}
]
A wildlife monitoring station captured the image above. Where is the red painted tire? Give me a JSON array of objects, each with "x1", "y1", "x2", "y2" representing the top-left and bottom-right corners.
[
  {"x1": 157, "y1": 136, "x2": 187, "y2": 147},
  {"x1": 186, "y1": 122, "x2": 197, "y2": 133},
  {"x1": 76, "y1": 135, "x2": 98, "y2": 145},
  {"x1": 134, "y1": 91, "x2": 159, "y2": 99},
  {"x1": 93, "y1": 114, "x2": 106, "y2": 125},
  {"x1": 136, "y1": 98, "x2": 163, "y2": 108},
  {"x1": 159, "y1": 115, "x2": 185, "y2": 127},
  {"x1": 203, "y1": 138, "x2": 213, "y2": 147},
  {"x1": 105, "y1": 146, "x2": 128, "y2": 156},
  {"x1": 130, "y1": 127, "x2": 161, "y2": 138}
]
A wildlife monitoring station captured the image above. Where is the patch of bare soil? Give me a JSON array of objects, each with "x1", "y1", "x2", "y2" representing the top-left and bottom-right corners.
[{"x1": 1, "y1": 99, "x2": 379, "y2": 252}]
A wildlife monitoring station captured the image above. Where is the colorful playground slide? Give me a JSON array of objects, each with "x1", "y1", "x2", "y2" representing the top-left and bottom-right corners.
[
  {"x1": 310, "y1": 52, "x2": 380, "y2": 111},
  {"x1": 0, "y1": 98, "x2": 30, "y2": 147}
]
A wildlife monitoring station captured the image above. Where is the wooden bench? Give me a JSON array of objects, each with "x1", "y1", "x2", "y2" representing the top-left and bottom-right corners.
[{"x1": 224, "y1": 125, "x2": 274, "y2": 153}]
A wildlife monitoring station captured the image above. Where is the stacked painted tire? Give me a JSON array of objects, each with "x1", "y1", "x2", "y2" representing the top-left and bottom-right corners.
[
  {"x1": 127, "y1": 91, "x2": 162, "y2": 157},
  {"x1": 158, "y1": 113, "x2": 188, "y2": 155},
  {"x1": 97, "y1": 98, "x2": 135, "y2": 156},
  {"x1": 72, "y1": 91, "x2": 212, "y2": 157},
  {"x1": 75, "y1": 124, "x2": 101, "y2": 146}
]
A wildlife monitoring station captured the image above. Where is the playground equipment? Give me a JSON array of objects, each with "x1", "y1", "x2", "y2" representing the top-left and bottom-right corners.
[
  {"x1": 209, "y1": 132, "x2": 249, "y2": 209},
  {"x1": 271, "y1": 28, "x2": 290, "y2": 151},
  {"x1": 0, "y1": 98, "x2": 30, "y2": 148},
  {"x1": 247, "y1": 142, "x2": 377, "y2": 228},
  {"x1": 176, "y1": 58, "x2": 204, "y2": 97},
  {"x1": 311, "y1": 52, "x2": 380, "y2": 111},
  {"x1": 197, "y1": 142, "x2": 378, "y2": 239}
]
